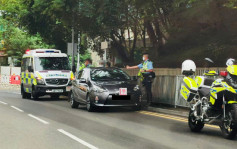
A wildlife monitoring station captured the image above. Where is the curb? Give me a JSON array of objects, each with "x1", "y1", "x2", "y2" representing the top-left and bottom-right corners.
[{"x1": 145, "y1": 106, "x2": 189, "y2": 118}]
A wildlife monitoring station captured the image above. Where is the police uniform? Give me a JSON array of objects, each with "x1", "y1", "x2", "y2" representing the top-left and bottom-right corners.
[{"x1": 137, "y1": 60, "x2": 153, "y2": 105}]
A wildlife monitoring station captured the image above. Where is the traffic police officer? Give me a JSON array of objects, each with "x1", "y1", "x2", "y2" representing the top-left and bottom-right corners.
[
  {"x1": 126, "y1": 53, "x2": 154, "y2": 105},
  {"x1": 78, "y1": 58, "x2": 92, "y2": 71}
]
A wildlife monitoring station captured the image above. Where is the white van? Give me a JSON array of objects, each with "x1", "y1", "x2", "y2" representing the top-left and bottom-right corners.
[{"x1": 21, "y1": 49, "x2": 74, "y2": 99}]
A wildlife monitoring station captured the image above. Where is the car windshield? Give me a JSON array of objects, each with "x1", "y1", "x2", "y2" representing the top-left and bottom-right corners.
[
  {"x1": 35, "y1": 57, "x2": 71, "y2": 71},
  {"x1": 90, "y1": 69, "x2": 130, "y2": 81}
]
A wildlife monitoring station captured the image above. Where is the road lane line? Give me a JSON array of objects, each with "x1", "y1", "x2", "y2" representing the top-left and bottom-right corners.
[
  {"x1": 0, "y1": 101, "x2": 8, "y2": 105},
  {"x1": 140, "y1": 111, "x2": 187, "y2": 121},
  {"x1": 11, "y1": 106, "x2": 24, "y2": 112},
  {"x1": 139, "y1": 111, "x2": 219, "y2": 129},
  {"x1": 28, "y1": 114, "x2": 49, "y2": 124},
  {"x1": 57, "y1": 129, "x2": 98, "y2": 149}
]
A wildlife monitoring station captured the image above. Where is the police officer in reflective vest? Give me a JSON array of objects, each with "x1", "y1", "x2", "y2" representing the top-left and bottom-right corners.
[
  {"x1": 79, "y1": 58, "x2": 92, "y2": 71},
  {"x1": 126, "y1": 53, "x2": 154, "y2": 105}
]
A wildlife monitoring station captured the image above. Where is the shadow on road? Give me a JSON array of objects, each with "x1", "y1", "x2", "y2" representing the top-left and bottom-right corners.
[
  {"x1": 34, "y1": 95, "x2": 68, "y2": 102},
  {"x1": 170, "y1": 123, "x2": 237, "y2": 141},
  {"x1": 33, "y1": 95, "x2": 138, "y2": 113},
  {"x1": 78, "y1": 106, "x2": 137, "y2": 113}
]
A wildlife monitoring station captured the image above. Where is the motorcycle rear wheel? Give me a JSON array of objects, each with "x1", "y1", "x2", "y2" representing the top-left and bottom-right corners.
[
  {"x1": 220, "y1": 104, "x2": 237, "y2": 140},
  {"x1": 188, "y1": 110, "x2": 204, "y2": 132}
]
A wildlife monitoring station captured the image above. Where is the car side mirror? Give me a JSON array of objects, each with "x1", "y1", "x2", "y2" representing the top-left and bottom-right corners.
[
  {"x1": 28, "y1": 66, "x2": 33, "y2": 72},
  {"x1": 79, "y1": 78, "x2": 87, "y2": 83}
]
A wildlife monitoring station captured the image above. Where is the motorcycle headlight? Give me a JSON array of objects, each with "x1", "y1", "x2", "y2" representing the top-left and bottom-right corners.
[
  {"x1": 133, "y1": 85, "x2": 139, "y2": 91},
  {"x1": 93, "y1": 85, "x2": 107, "y2": 93},
  {"x1": 36, "y1": 78, "x2": 45, "y2": 85}
]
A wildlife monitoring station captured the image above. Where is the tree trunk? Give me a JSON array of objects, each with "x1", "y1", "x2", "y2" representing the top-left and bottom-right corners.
[
  {"x1": 144, "y1": 19, "x2": 159, "y2": 57},
  {"x1": 130, "y1": 25, "x2": 137, "y2": 61},
  {"x1": 110, "y1": 34, "x2": 130, "y2": 63}
]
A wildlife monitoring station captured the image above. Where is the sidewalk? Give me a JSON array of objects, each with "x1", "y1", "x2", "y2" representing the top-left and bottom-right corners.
[
  {"x1": 144, "y1": 103, "x2": 189, "y2": 118},
  {"x1": 0, "y1": 83, "x2": 20, "y2": 92}
]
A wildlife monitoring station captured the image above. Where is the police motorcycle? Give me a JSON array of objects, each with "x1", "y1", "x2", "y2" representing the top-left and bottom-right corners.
[{"x1": 180, "y1": 59, "x2": 237, "y2": 139}]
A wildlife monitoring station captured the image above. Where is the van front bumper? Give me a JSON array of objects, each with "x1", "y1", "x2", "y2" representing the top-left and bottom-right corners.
[{"x1": 34, "y1": 85, "x2": 71, "y2": 96}]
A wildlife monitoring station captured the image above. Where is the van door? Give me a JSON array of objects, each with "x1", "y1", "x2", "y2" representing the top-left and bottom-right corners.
[
  {"x1": 28, "y1": 57, "x2": 34, "y2": 92},
  {"x1": 22, "y1": 57, "x2": 34, "y2": 93}
]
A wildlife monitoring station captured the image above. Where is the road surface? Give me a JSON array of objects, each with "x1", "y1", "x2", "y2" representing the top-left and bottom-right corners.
[{"x1": 0, "y1": 91, "x2": 236, "y2": 149}]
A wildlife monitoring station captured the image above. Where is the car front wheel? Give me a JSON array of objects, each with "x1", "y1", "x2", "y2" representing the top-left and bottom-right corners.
[
  {"x1": 70, "y1": 92, "x2": 79, "y2": 109},
  {"x1": 86, "y1": 95, "x2": 96, "y2": 112}
]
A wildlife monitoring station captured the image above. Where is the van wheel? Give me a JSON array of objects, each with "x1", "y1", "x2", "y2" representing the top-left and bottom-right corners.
[
  {"x1": 21, "y1": 85, "x2": 27, "y2": 99},
  {"x1": 31, "y1": 86, "x2": 38, "y2": 100},
  {"x1": 70, "y1": 92, "x2": 79, "y2": 108}
]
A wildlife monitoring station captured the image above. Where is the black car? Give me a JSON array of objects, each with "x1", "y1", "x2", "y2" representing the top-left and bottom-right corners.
[{"x1": 69, "y1": 67, "x2": 142, "y2": 112}]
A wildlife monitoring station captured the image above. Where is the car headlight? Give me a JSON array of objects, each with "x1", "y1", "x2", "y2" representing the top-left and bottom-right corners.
[
  {"x1": 36, "y1": 78, "x2": 45, "y2": 85},
  {"x1": 93, "y1": 85, "x2": 107, "y2": 93},
  {"x1": 133, "y1": 85, "x2": 139, "y2": 91}
]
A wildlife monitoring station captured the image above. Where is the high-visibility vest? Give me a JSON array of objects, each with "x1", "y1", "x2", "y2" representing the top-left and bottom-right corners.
[
  {"x1": 79, "y1": 64, "x2": 92, "y2": 71},
  {"x1": 137, "y1": 61, "x2": 150, "y2": 81},
  {"x1": 79, "y1": 64, "x2": 86, "y2": 71}
]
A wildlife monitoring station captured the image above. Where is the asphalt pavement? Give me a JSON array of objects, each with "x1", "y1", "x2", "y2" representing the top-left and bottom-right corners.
[{"x1": 0, "y1": 90, "x2": 237, "y2": 149}]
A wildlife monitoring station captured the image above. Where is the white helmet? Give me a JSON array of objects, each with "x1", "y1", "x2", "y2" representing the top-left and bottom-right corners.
[
  {"x1": 182, "y1": 60, "x2": 196, "y2": 75},
  {"x1": 226, "y1": 58, "x2": 236, "y2": 66}
]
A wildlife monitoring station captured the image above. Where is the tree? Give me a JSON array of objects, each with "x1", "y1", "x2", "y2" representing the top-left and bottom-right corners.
[{"x1": 0, "y1": 0, "x2": 54, "y2": 66}]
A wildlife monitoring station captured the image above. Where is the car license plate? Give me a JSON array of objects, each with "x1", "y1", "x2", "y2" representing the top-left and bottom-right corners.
[
  {"x1": 46, "y1": 89, "x2": 63, "y2": 93},
  {"x1": 119, "y1": 88, "x2": 127, "y2": 96}
]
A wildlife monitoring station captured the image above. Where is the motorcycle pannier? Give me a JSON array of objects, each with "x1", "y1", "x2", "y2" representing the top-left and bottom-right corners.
[{"x1": 180, "y1": 77, "x2": 198, "y2": 102}]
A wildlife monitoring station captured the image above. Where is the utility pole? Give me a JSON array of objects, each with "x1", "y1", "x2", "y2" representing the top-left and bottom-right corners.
[
  {"x1": 77, "y1": 32, "x2": 81, "y2": 72},
  {"x1": 71, "y1": 27, "x2": 76, "y2": 73}
]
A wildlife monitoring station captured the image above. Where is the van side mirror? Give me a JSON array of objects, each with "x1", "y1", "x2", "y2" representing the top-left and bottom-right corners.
[{"x1": 28, "y1": 66, "x2": 33, "y2": 72}]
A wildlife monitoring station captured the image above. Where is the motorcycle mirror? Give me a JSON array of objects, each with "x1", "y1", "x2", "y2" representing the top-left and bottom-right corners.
[
  {"x1": 220, "y1": 71, "x2": 228, "y2": 77},
  {"x1": 205, "y1": 58, "x2": 214, "y2": 63}
]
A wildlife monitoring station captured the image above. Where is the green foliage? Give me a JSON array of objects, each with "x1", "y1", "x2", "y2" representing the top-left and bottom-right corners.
[
  {"x1": 68, "y1": 50, "x2": 91, "y2": 68},
  {"x1": 2, "y1": 0, "x2": 237, "y2": 67},
  {"x1": 3, "y1": 21, "x2": 53, "y2": 64}
]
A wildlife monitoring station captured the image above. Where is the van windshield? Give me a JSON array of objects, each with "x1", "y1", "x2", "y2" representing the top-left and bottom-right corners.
[{"x1": 35, "y1": 57, "x2": 71, "y2": 71}]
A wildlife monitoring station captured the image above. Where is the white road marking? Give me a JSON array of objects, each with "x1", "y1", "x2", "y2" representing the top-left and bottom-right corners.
[
  {"x1": 0, "y1": 101, "x2": 8, "y2": 105},
  {"x1": 28, "y1": 114, "x2": 49, "y2": 124},
  {"x1": 11, "y1": 106, "x2": 24, "y2": 112},
  {"x1": 57, "y1": 129, "x2": 98, "y2": 149}
]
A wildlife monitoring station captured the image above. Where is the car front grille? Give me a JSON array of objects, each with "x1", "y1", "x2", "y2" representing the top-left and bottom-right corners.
[{"x1": 45, "y1": 78, "x2": 68, "y2": 85}]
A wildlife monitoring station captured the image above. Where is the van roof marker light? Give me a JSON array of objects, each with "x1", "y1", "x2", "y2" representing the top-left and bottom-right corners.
[{"x1": 25, "y1": 49, "x2": 31, "y2": 54}]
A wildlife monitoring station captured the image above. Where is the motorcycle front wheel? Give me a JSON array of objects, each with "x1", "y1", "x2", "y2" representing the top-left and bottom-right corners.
[
  {"x1": 188, "y1": 110, "x2": 204, "y2": 132},
  {"x1": 220, "y1": 104, "x2": 237, "y2": 139}
]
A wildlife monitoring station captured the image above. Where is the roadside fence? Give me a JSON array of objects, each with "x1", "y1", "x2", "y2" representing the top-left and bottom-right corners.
[
  {"x1": 0, "y1": 66, "x2": 21, "y2": 84},
  {"x1": 125, "y1": 67, "x2": 225, "y2": 108}
]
